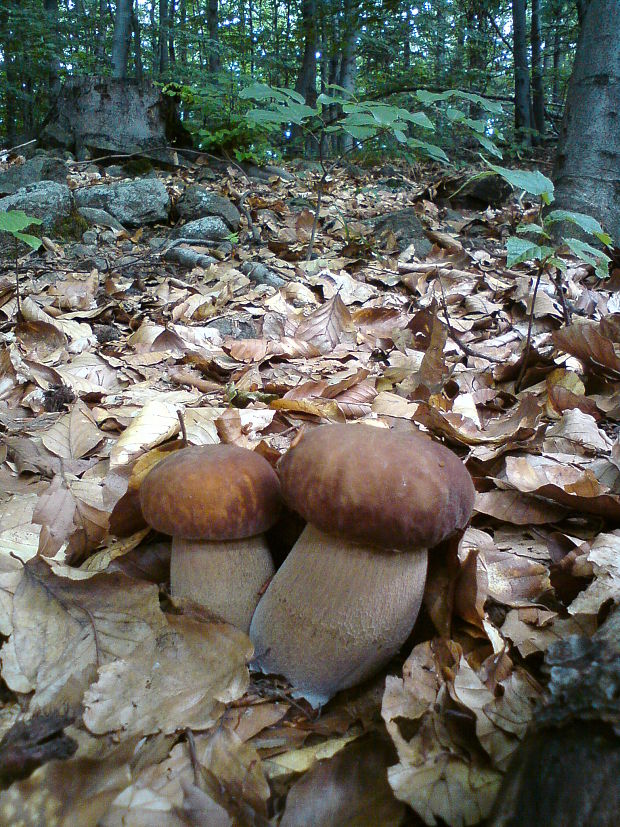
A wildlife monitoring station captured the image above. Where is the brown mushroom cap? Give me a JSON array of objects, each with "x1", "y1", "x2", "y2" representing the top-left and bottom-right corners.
[
  {"x1": 278, "y1": 424, "x2": 475, "y2": 550},
  {"x1": 140, "y1": 444, "x2": 281, "y2": 540}
]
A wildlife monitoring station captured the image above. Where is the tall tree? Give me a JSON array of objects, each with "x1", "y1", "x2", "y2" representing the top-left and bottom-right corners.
[
  {"x1": 552, "y1": 0, "x2": 620, "y2": 240},
  {"x1": 43, "y1": 0, "x2": 61, "y2": 97},
  {"x1": 207, "y1": 0, "x2": 220, "y2": 73},
  {"x1": 530, "y1": 0, "x2": 545, "y2": 138},
  {"x1": 512, "y1": 0, "x2": 532, "y2": 143},
  {"x1": 111, "y1": 0, "x2": 133, "y2": 78}
]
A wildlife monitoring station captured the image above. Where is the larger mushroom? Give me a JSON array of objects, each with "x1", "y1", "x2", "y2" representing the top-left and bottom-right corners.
[
  {"x1": 249, "y1": 424, "x2": 475, "y2": 706},
  {"x1": 140, "y1": 444, "x2": 281, "y2": 631}
]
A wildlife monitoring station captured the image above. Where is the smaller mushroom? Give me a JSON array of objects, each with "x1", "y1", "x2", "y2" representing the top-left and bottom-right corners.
[
  {"x1": 140, "y1": 443, "x2": 281, "y2": 631},
  {"x1": 250, "y1": 424, "x2": 475, "y2": 706}
]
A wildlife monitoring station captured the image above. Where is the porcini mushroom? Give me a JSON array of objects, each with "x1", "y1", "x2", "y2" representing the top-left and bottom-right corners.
[
  {"x1": 249, "y1": 424, "x2": 475, "y2": 706},
  {"x1": 140, "y1": 444, "x2": 281, "y2": 631}
]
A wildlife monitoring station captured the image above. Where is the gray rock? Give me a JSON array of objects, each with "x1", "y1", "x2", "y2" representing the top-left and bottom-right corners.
[
  {"x1": 105, "y1": 165, "x2": 125, "y2": 177},
  {"x1": 0, "y1": 181, "x2": 73, "y2": 229},
  {"x1": 74, "y1": 179, "x2": 170, "y2": 227},
  {"x1": 177, "y1": 186, "x2": 241, "y2": 231},
  {"x1": 240, "y1": 261, "x2": 285, "y2": 288},
  {"x1": 0, "y1": 156, "x2": 68, "y2": 195},
  {"x1": 82, "y1": 230, "x2": 98, "y2": 244},
  {"x1": 171, "y1": 216, "x2": 230, "y2": 241},
  {"x1": 372, "y1": 208, "x2": 432, "y2": 257},
  {"x1": 78, "y1": 207, "x2": 125, "y2": 231},
  {"x1": 206, "y1": 316, "x2": 259, "y2": 339}
]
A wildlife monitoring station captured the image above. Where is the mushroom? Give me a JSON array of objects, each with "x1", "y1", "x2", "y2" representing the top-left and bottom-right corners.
[
  {"x1": 249, "y1": 424, "x2": 475, "y2": 706},
  {"x1": 140, "y1": 444, "x2": 281, "y2": 631}
]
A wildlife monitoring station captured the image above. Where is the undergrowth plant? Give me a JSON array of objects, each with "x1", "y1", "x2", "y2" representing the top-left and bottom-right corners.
[
  {"x1": 479, "y1": 163, "x2": 613, "y2": 389},
  {"x1": 0, "y1": 210, "x2": 42, "y2": 316},
  {"x1": 239, "y1": 83, "x2": 503, "y2": 259}
]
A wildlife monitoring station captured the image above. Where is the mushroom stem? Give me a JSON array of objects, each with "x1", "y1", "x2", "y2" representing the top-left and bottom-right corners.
[
  {"x1": 249, "y1": 524, "x2": 428, "y2": 707},
  {"x1": 171, "y1": 535, "x2": 274, "y2": 632}
]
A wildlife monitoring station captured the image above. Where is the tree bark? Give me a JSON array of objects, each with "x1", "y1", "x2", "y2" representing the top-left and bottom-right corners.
[
  {"x1": 111, "y1": 0, "x2": 133, "y2": 79},
  {"x1": 158, "y1": 0, "x2": 169, "y2": 75},
  {"x1": 530, "y1": 0, "x2": 545, "y2": 138},
  {"x1": 512, "y1": 0, "x2": 532, "y2": 143},
  {"x1": 552, "y1": 0, "x2": 620, "y2": 241},
  {"x1": 207, "y1": 0, "x2": 220, "y2": 74},
  {"x1": 293, "y1": 0, "x2": 318, "y2": 154},
  {"x1": 43, "y1": 0, "x2": 61, "y2": 97}
]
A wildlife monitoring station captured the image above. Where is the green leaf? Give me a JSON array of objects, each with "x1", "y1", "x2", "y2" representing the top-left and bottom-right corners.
[
  {"x1": 397, "y1": 110, "x2": 434, "y2": 130},
  {"x1": 14, "y1": 231, "x2": 43, "y2": 250},
  {"x1": 0, "y1": 210, "x2": 43, "y2": 233},
  {"x1": 546, "y1": 209, "x2": 613, "y2": 245},
  {"x1": 506, "y1": 236, "x2": 554, "y2": 266},
  {"x1": 516, "y1": 222, "x2": 546, "y2": 237},
  {"x1": 406, "y1": 138, "x2": 449, "y2": 163},
  {"x1": 475, "y1": 134, "x2": 502, "y2": 159},
  {"x1": 393, "y1": 129, "x2": 407, "y2": 143},
  {"x1": 343, "y1": 124, "x2": 377, "y2": 140},
  {"x1": 486, "y1": 162, "x2": 555, "y2": 201},
  {"x1": 564, "y1": 237, "x2": 611, "y2": 279}
]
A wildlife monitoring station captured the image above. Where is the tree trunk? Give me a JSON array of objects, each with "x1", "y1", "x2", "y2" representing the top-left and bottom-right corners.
[
  {"x1": 207, "y1": 0, "x2": 220, "y2": 73},
  {"x1": 111, "y1": 0, "x2": 133, "y2": 79},
  {"x1": 337, "y1": 0, "x2": 358, "y2": 154},
  {"x1": 512, "y1": 0, "x2": 532, "y2": 144},
  {"x1": 132, "y1": 4, "x2": 143, "y2": 81},
  {"x1": 178, "y1": 0, "x2": 187, "y2": 67},
  {"x1": 293, "y1": 0, "x2": 318, "y2": 155},
  {"x1": 552, "y1": 0, "x2": 620, "y2": 241},
  {"x1": 158, "y1": 0, "x2": 169, "y2": 75},
  {"x1": 551, "y1": 2, "x2": 563, "y2": 105},
  {"x1": 95, "y1": 0, "x2": 107, "y2": 68},
  {"x1": 43, "y1": 0, "x2": 61, "y2": 98},
  {"x1": 168, "y1": 0, "x2": 176, "y2": 64},
  {"x1": 530, "y1": 0, "x2": 545, "y2": 138}
]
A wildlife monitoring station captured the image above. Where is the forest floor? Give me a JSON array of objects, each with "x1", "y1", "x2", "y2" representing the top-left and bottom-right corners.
[{"x1": 0, "y1": 153, "x2": 618, "y2": 825}]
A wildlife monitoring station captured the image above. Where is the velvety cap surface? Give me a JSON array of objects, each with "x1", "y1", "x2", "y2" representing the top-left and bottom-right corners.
[
  {"x1": 140, "y1": 444, "x2": 281, "y2": 540},
  {"x1": 278, "y1": 424, "x2": 475, "y2": 550}
]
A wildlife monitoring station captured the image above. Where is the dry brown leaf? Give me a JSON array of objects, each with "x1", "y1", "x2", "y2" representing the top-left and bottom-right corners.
[
  {"x1": 0, "y1": 742, "x2": 134, "y2": 827},
  {"x1": 568, "y1": 532, "x2": 620, "y2": 615},
  {"x1": 83, "y1": 614, "x2": 251, "y2": 739},
  {"x1": 0, "y1": 557, "x2": 166, "y2": 711},
  {"x1": 385, "y1": 711, "x2": 501, "y2": 827},
  {"x1": 280, "y1": 734, "x2": 406, "y2": 827},
  {"x1": 553, "y1": 321, "x2": 620, "y2": 379},
  {"x1": 475, "y1": 490, "x2": 568, "y2": 524},
  {"x1": 295, "y1": 293, "x2": 354, "y2": 353},
  {"x1": 501, "y1": 609, "x2": 597, "y2": 657}
]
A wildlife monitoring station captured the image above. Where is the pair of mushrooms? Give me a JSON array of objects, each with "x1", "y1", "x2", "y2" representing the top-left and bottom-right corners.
[{"x1": 139, "y1": 424, "x2": 475, "y2": 706}]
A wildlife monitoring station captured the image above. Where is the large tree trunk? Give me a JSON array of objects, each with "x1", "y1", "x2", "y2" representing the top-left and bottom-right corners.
[
  {"x1": 552, "y1": 0, "x2": 620, "y2": 241},
  {"x1": 111, "y1": 0, "x2": 133, "y2": 79},
  {"x1": 512, "y1": 0, "x2": 532, "y2": 144},
  {"x1": 337, "y1": 0, "x2": 359, "y2": 155}
]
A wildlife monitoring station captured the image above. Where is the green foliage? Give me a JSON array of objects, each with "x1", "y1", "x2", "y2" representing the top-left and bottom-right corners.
[
  {"x1": 0, "y1": 210, "x2": 43, "y2": 250},
  {"x1": 488, "y1": 164, "x2": 612, "y2": 279},
  {"x1": 161, "y1": 80, "x2": 274, "y2": 163},
  {"x1": 240, "y1": 82, "x2": 501, "y2": 163}
]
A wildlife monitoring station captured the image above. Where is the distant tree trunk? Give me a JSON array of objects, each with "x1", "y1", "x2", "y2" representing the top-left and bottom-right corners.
[
  {"x1": 95, "y1": 0, "x2": 107, "y2": 67},
  {"x1": 337, "y1": 0, "x2": 358, "y2": 154},
  {"x1": 111, "y1": 0, "x2": 133, "y2": 78},
  {"x1": 512, "y1": 0, "x2": 532, "y2": 144},
  {"x1": 43, "y1": 0, "x2": 61, "y2": 97},
  {"x1": 168, "y1": 0, "x2": 176, "y2": 64},
  {"x1": 402, "y1": 8, "x2": 410, "y2": 71},
  {"x1": 530, "y1": 0, "x2": 545, "y2": 138},
  {"x1": 178, "y1": 0, "x2": 187, "y2": 66},
  {"x1": 294, "y1": 0, "x2": 318, "y2": 154},
  {"x1": 552, "y1": 0, "x2": 620, "y2": 241},
  {"x1": 550, "y1": 1, "x2": 563, "y2": 105},
  {"x1": 158, "y1": 0, "x2": 169, "y2": 75},
  {"x1": 207, "y1": 0, "x2": 220, "y2": 73},
  {"x1": 132, "y1": 3, "x2": 143, "y2": 81},
  {"x1": 248, "y1": 0, "x2": 255, "y2": 75}
]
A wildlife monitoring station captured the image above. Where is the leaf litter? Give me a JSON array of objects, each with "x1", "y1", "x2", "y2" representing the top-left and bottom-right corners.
[{"x1": 0, "y1": 156, "x2": 618, "y2": 825}]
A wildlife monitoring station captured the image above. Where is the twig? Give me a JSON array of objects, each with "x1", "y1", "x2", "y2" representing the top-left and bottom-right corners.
[
  {"x1": 515, "y1": 265, "x2": 545, "y2": 393},
  {"x1": 436, "y1": 277, "x2": 504, "y2": 364}
]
